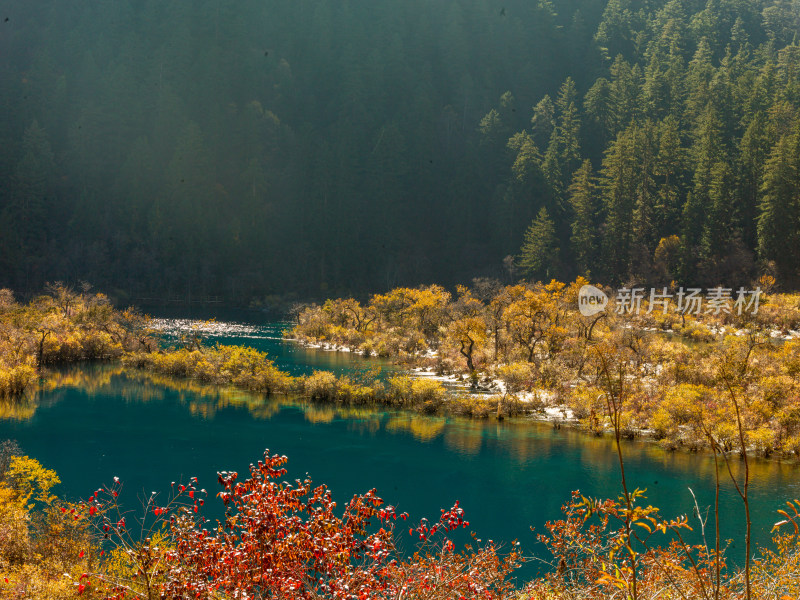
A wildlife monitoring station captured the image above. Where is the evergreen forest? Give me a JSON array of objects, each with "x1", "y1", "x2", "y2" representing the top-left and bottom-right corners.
[{"x1": 3, "y1": 0, "x2": 800, "y2": 301}]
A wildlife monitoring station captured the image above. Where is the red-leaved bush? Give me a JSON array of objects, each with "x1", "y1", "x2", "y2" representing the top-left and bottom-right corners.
[{"x1": 77, "y1": 450, "x2": 521, "y2": 599}]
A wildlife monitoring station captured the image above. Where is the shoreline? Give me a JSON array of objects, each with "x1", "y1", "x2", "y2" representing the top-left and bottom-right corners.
[
  {"x1": 25, "y1": 349, "x2": 797, "y2": 468},
  {"x1": 286, "y1": 336, "x2": 800, "y2": 465}
]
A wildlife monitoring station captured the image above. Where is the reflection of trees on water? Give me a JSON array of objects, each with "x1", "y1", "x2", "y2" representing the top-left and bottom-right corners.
[
  {"x1": 2, "y1": 365, "x2": 797, "y2": 493},
  {"x1": 0, "y1": 396, "x2": 37, "y2": 420},
  {"x1": 0, "y1": 364, "x2": 285, "y2": 422},
  {"x1": 301, "y1": 405, "x2": 335, "y2": 424},
  {"x1": 0, "y1": 364, "x2": 128, "y2": 420},
  {"x1": 444, "y1": 422, "x2": 484, "y2": 455},
  {"x1": 386, "y1": 415, "x2": 446, "y2": 442},
  {"x1": 345, "y1": 414, "x2": 382, "y2": 436}
]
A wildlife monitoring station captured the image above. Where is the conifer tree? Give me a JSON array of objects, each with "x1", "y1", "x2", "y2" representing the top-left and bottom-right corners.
[
  {"x1": 568, "y1": 160, "x2": 599, "y2": 277},
  {"x1": 600, "y1": 125, "x2": 637, "y2": 281},
  {"x1": 757, "y1": 132, "x2": 800, "y2": 282},
  {"x1": 519, "y1": 207, "x2": 559, "y2": 281}
]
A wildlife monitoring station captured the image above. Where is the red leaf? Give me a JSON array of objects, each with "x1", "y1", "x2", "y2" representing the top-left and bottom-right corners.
[{"x1": 79, "y1": 550, "x2": 85, "y2": 558}]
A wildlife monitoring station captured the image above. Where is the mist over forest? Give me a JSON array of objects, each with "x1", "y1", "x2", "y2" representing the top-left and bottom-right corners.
[{"x1": 2, "y1": 0, "x2": 800, "y2": 303}]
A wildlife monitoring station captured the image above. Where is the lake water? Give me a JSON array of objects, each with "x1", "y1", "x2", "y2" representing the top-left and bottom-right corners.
[
  {"x1": 1, "y1": 317, "x2": 800, "y2": 579},
  {"x1": 147, "y1": 317, "x2": 395, "y2": 376}
]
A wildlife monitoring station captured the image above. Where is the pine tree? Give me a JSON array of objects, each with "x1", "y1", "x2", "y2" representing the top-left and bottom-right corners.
[
  {"x1": 757, "y1": 133, "x2": 800, "y2": 282},
  {"x1": 701, "y1": 161, "x2": 736, "y2": 263},
  {"x1": 642, "y1": 8, "x2": 686, "y2": 121},
  {"x1": 595, "y1": 0, "x2": 636, "y2": 61},
  {"x1": 531, "y1": 95, "x2": 555, "y2": 150},
  {"x1": 568, "y1": 160, "x2": 599, "y2": 277},
  {"x1": 737, "y1": 113, "x2": 770, "y2": 249},
  {"x1": 554, "y1": 78, "x2": 582, "y2": 187},
  {"x1": 654, "y1": 116, "x2": 687, "y2": 240},
  {"x1": 584, "y1": 78, "x2": 613, "y2": 150},
  {"x1": 686, "y1": 38, "x2": 715, "y2": 124},
  {"x1": 609, "y1": 57, "x2": 644, "y2": 133},
  {"x1": 682, "y1": 106, "x2": 724, "y2": 254},
  {"x1": 519, "y1": 207, "x2": 559, "y2": 281},
  {"x1": 600, "y1": 125, "x2": 637, "y2": 281},
  {"x1": 630, "y1": 120, "x2": 659, "y2": 277}
]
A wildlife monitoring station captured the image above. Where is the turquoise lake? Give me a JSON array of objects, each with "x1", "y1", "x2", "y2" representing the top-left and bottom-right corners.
[{"x1": 1, "y1": 317, "x2": 799, "y2": 578}]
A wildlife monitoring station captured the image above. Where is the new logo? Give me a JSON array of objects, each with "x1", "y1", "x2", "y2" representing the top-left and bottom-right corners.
[{"x1": 578, "y1": 285, "x2": 608, "y2": 316}]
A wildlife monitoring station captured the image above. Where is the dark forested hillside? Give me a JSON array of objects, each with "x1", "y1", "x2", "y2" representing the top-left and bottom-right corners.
[{"x1": 1, "y1": 0, "x2": 799, "y2": 302}]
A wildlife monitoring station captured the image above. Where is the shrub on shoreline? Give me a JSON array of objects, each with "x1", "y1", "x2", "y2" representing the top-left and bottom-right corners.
[
  {"x1": 123, "y1": 345, "x2": 294, "y2": 395},
  {"x1": 288, "y1": 280, "x2": 800, "y2": 458},
  {"x1": 0, "y1": 285, "x2": 153, "y2": 398}
]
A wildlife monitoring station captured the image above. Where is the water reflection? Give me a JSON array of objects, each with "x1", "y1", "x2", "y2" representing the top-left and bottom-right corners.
[
  {"x1": 5, "y1": 363, "x2": 795, "y2": 492},
  {"x1": 3, "y1": 362, "x2": 800, "y2": 562},
  {"x1": 444, "y1": 421, "x2": 485, "y2": 455},
  {"x1": 386, "y1": 415, "x2": 446, "y2": 442}
]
